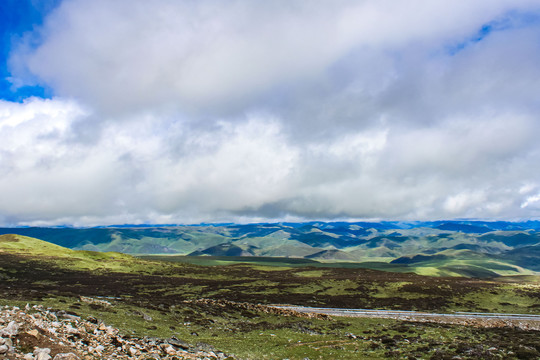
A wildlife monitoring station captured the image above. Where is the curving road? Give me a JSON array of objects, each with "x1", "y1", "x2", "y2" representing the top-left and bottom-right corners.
[{"x1": 270, "y1": 305, "x2": 540, "y2": 329}]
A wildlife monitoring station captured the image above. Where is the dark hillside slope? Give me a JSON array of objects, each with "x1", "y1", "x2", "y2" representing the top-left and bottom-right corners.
[
  {"x1": 502, "y1": 245, "x2": 540, "y2": 271},
  {"x1": 189, "y1": 243, "x2": 257, "y2": 256}
]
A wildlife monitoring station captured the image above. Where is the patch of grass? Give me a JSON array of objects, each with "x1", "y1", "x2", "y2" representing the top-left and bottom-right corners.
[
  {"x1": 142, "y1": 255, "x2": 319, "y2": 267},
  {"x1": 295, "y1": 270, "x2": 326, "y2": 277},
  {"x1": 455, "y1": 285, "x2": 540, "y2": 314}
]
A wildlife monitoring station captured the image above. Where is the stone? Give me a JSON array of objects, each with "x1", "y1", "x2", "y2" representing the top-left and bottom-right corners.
[
  {"x1": 162, "y1": 345, "x2": 176, "y2": 355},
  {"x1": 196, "y1": 342, "x2": 214, "y2": 352},
  {"x1": 64, "y1": 325, "x2": 79, "y2": 335},
  {"x1": 0, "y1": 345, "x2": 8, "y2": 354},
  {"x1": 27, "y1": 329, "x2": 39, "y2": 337},
  {"x1": 128, "y1": 346, "x2": 140, "y2": 356},
  {"x1": 0, "y1": 321, "x2": 19, "y2": 337},
  {"x1": 168, "y1": 336, "x2": 190, "y2": 350},
  {"x1": 34, "y1": 348, "x2": 51, "y2": 355},
  {"x1": 53, "y1": 354, "x2": 81, "y2": 360},
  {"x1": 35, "y1": 348, "x2": 52, "y2": 360},
  {"x1": 143, "y1": 336, "x2": 160, "y2": 346}
]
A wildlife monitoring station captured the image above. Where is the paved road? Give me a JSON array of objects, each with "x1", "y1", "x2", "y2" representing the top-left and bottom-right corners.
[{"x1": 271, "y1": 305, "x2": 540, "y2": 322}]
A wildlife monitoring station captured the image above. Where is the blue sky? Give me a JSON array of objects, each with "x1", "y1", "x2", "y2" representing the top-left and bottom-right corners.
[
  {"x1": 447, "y1": 10, "x2": 540, "y2": 55},
  {"x1": 1, "y1": 0, "x2": 540, "y2": 226},
  {"x1": 0, "y1": 0, "x2": 59, "y2": 101}
]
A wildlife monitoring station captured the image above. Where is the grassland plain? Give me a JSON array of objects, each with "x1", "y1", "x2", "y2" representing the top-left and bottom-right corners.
[{"x1": 1, "y1": 234, "x2": 540, "y2": 359}]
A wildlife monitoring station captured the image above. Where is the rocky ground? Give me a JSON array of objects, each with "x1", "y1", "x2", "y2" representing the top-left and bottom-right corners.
[
  {"x1": 184, "y1": 298, "x2": 331, "y2": 320},
  {"x1": 2, "y1": 299, "x2": 540, "y2": 360},
  {"x1": 0, "y1": 304, "x2": 233, "y2": 360}
]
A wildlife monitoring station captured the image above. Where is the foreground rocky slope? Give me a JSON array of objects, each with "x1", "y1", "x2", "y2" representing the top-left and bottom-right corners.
[
  {"x1": 0, "y1": 304, "x2": 232, "y2": 360},
  {"x1": 2, "y1": 300, "x2": 540, "y2": 360}
]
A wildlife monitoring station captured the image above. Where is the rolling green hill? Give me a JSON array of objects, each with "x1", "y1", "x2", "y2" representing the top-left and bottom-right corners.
[
  {"x1": 390, "y1": 249, "x2": 532, "y2": 277},
  {"x1": 0, "y1": 234, "x2": 160, "y2": 273},
  {"x1": 1, "y1": 220, "x2": 539, "y2": 277}
]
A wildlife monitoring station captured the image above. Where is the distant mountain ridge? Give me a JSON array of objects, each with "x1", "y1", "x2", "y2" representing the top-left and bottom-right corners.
[{"x1": 1, "y1": 220, "x2": 540, "y2": 277}]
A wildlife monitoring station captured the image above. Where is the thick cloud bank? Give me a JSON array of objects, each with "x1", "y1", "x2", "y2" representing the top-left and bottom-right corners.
[{"x1": 2, "y1": 0, "x2": 540, "y2": 225}]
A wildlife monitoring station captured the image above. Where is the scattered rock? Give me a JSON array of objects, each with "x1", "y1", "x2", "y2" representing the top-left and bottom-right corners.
[
  {"x1": 79, "y1": 296, "x2": 111, "y2": 308},
  {"x1": 0, "y1": 304, "x2": 234, "y2": 359},
  {"x1": 185, "y1": 298, "x2": 332, "y2": 321}
]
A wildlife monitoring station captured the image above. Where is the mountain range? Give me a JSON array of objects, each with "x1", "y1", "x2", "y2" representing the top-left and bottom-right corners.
[{"x1": 1, "y1": 220, "x2": 540, "y2": 277}]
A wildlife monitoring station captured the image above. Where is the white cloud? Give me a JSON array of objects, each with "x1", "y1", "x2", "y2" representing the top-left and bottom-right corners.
[
  {"x1": 0, "y1": 101, "x2": 300, "y2": 224},
  {"x1": 2, "y1": 1, "x2": 540, "y2": 225},
  {"x1": 11, "y1": 0, "x2": 539, "y2": 116},
  {"x1": 2, "y1": 95, "x2": 540, "y2": 224}
]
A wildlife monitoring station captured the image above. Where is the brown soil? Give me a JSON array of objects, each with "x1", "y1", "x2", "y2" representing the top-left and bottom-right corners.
[{"x1": 0, "y1": 253, "x2": 522, "y2": 314}]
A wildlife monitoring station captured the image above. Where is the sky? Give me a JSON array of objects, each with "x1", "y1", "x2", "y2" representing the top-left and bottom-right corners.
[{"x1": 1, "y1": 0, "x2": 540, "y2": 226}]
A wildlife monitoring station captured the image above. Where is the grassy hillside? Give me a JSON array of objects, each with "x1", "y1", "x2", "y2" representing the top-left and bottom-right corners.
[
  {"x1": 390, "y1": 249, "x2": 534, "y2": 277},
  {"x1": 0, "y1": 234, "x2": 166, "y2": 273}
]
